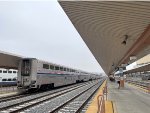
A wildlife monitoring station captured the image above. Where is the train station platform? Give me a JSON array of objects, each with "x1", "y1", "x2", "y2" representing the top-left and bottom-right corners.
[
  {"x1": 86, "y1": 79, "x2": 150, "y2": 113},
  {"x1": 0, "y1": 87, "x2": 17, "y2": 98},
  {"x1": 108, "y1": 80, "x2": 150, "y2": 113},
  {"x1": 0, "y1": 92, "x2": 17, "y2": 98},
  {"x1": 86, "y1": 80, "x2": 113, "y2": 113}
]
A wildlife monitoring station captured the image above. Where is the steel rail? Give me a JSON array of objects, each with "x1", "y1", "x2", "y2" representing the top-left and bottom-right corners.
[
  {"x1": 49, "y1": 80, "x2": 104, "y2": 113},
  {"x1": 0, "y1": 81, "x2": 93, "y2": 112}
]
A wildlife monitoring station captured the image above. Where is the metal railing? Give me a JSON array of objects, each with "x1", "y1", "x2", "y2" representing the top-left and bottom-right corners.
[
  {"x1": 97, "y1": 83, "x2": 107, "y2": 113},
  {"x1": 97, "y1": 94, "x2": 105, "y2": 113}
]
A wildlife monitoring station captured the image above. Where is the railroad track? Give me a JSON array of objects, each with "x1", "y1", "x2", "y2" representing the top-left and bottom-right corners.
[
  {"x1": 50, "y1": 80, "x2": 103, "y2": 113},
  {"x1": 0, "y1": 82, "x2": 88, "y2": 103},
  {"x1": 22, "y1": 79, "x2": 104, "y2": 113},
  {"x1": 126, "y1": 80, "x2": 150, "y2": 90},
  {"x1": 0, "y1": 93, "x2": 27, "y2": 103},
  {"x1": 0, "y1": 80, "x2": 98, "y2": 113},
  {"x1": 80, "y1": 84, "x2": 101, "y2": 113}
]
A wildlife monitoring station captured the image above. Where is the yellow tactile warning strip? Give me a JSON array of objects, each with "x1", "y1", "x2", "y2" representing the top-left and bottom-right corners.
[
  {"x1": 85, "y1": 80, "x2": 107, "y2": 113},
  {"x1": 105, "y1": 101, "x2": 113, "y2": 113},
  {"x1": 112, "y1": 101, "x2": 118, "y2": 113},
  {"x1": 127, "y1": 82, "x2": 149, "y2": 93}
]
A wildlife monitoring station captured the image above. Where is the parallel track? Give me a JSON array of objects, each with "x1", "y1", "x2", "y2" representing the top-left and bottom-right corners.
[
  {"x1": 0, "y1": 81, "x2": 95, "y2": 113},
  {"x1": 0, "y1": 93, "x2": 32, "y2": 103},
  {"x1": 51, "y1": 80, "x2": 103, "y2": 113},
  {"x1": 22, "y1": 79, "x2": 104, "y2": 113}
]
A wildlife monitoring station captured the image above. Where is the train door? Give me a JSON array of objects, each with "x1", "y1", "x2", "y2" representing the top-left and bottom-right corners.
[{"x1": 21, "y1": 59, "x2": 31, "y2": 87}]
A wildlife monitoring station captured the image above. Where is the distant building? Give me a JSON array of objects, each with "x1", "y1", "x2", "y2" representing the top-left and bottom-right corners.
[{"x1": 136, "y1": 54, "x2": 150, "y2": 67}]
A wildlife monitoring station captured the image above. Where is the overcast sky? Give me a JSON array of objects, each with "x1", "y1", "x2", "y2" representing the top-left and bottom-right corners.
[{"x1": 0, "y1": 1, "x2": 104, "y2": 73}]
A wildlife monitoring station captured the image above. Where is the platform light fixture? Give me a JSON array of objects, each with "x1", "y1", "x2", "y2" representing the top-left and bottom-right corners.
[
  {"x1": 122, "y1": 35, "x2": 129, "y2": 45},
  {"x1": 112, "y1": 62, "x2": 114, "y2": 66},
  {"x1": 130, "y1": 56, "x2": 137, "y2": 60}
]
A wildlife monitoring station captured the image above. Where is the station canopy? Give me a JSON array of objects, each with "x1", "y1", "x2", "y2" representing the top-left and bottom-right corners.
[
  {"x1": 125, "y1": 64, "x2": 150, "y2": 74},
  {"x1": 59, "y1": 1, "x2": 150, "y2": 75},
  {"x1": 0, "y1": 50, "x2": 23, "y2": 69},
  {"x1": 0, "y1": 1, "x2": 150, "y2": 74}
]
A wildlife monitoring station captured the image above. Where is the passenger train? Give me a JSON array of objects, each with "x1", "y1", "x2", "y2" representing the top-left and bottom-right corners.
[
  {"x1": 17, "y1": 58, "x2": 101, "y2": 92},
  {"x1": 0, "y1": 69, "x2": 17, "y2": 86}
]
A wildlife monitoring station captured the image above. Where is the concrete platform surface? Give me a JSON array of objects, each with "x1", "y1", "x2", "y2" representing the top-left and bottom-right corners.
[
  {"x1": 0, "y1": 92, "x2": 18, "y2": 98},
  {"x1": 108, "y1": 81, "x2": 150, "y2": 113}
]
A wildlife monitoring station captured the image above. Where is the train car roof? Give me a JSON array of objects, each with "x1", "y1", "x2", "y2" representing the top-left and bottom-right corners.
[{"x1": 0, "y1": 51, "x2": 91, "y2": 73}]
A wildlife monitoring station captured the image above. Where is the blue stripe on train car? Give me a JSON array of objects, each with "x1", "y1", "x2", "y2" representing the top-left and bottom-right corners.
[{"x1": 0, "y1": 81, "x2": 17, "y2": 86}]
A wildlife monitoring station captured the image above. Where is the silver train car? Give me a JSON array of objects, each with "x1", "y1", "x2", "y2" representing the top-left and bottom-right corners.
[{"x1": 17, "y1": 58, "x2": 100, "y2": 91}]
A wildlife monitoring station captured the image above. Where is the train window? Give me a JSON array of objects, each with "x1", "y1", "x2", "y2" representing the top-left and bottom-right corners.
[
  {"x1": 0, "y1": 70, "x2": 2, "y2": 73},
  {"x1": 64, "y1": 68, "x2": 66, "y2": 71},
  {"x1": 60, "y1": 67, "x2": 63, "y2": 71},
  {"x1": 7, "y1": 78, "x2": 12, "y2": 81},
  {"x1": 43, "y1": 64, "x2": 49, "y2": 69},
  {"x1": 13, "y1": 71, "x2": 16, "y2": 73},
  {"x1": 8, "y1": 71, "x2": 12, "y2": 73},
  {"x1": 55, "y1": 66, "x2": 59, "y2": 70},
  {"x1": 12, "y1": 78, "x2": 17, "y2": 81},
  {"x1": 67, "y1": 68, "x2": 70, "y2": 72},
  {"x1": 3, "y1": 70, "x2": 7, "y2": 73},
  {"x1": 50, "y1": 65, "x2": 55, "y2": 70},
  {"x1": 2, "y1": 78, "x2": 7, "y2": 81}
]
